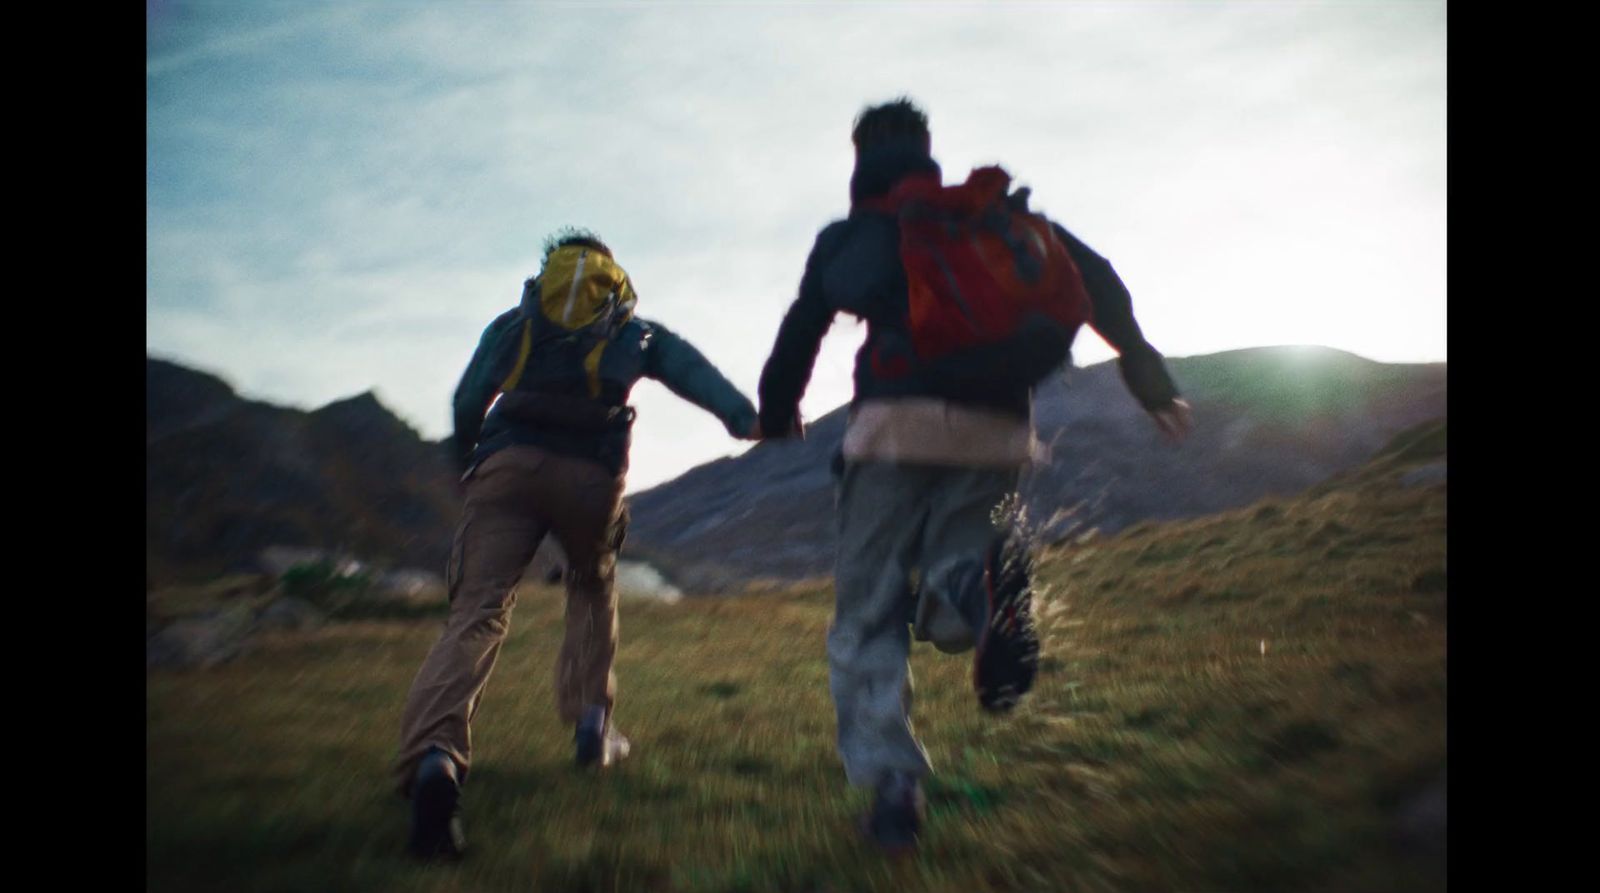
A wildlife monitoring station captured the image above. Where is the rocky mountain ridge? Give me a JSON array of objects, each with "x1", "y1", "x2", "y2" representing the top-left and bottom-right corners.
[{"x1": 147, "y1": 346, "x2": 1445, "y2": 594}]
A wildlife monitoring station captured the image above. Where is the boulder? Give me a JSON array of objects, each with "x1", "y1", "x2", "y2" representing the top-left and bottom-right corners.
[
  {"x1": 256, "y1": 596, "x2": 326, "y2": 632},
  {"x1": 146, "y1": 603, "x2": 257, "y2": 669}
]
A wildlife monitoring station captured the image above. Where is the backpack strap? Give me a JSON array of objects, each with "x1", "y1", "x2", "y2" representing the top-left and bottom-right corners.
[
  {"x1": 580, "y1": 337, "x2": 609, "y2": 399},
  {"x1": 498, "y1": 316, "x2": 535, "y2": 392},
  {"x1": 499, "y1": 273, "x2": 628, "y2": 399}
]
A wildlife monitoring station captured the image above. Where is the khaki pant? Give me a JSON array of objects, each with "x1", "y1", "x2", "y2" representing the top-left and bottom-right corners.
[{"x1": 395, "y1": 445, "x2": 627, "y2": 793}]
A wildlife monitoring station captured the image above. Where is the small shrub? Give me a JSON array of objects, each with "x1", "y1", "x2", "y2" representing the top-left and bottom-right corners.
[{"x1": 279, "y1": 561, "x2": 375, "y2": 615}]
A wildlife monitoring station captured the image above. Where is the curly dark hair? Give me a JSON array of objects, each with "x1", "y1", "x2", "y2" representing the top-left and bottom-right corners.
[
  {"x1": 851, "y1": 97, "x2": 930, "y2": 151},
  {"x1": 541, "y1": 227, "x2": 612, "y2": 268}
]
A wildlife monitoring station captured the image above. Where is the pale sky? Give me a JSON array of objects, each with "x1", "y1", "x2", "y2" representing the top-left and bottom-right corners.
[{"x1": 147, "y1": 0, "x2": 1447, "y2": 493}]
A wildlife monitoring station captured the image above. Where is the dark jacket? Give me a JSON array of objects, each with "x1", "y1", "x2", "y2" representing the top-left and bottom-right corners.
[
  {"x1": 757, "y1": 137, "x2": 1180, "y2": 436},
  {"x1": 452, "y1": 305, "x2": 757, "y2": 478}
]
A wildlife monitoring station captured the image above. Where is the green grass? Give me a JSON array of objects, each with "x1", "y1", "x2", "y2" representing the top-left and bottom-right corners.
[{"x1": 147, "y1": 425, "x2": 1446, "y2": 892}]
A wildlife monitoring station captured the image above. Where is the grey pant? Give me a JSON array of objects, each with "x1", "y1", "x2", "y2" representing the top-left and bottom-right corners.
[{"x1": 829, "y1": 460, "x2": 1021, "y2": 788}]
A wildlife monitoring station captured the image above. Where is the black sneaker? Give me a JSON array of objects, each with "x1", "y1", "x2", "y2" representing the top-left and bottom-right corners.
[
  {"x1": 406, "y1": 749, "x2": 466, "y2": 861},
  {"x1": 575, "y1": 705, "x2": 632, "y2": 769},
  {"x1": 974, "y1": 531, "x2": 1040, "y2": 713},
  {"x1": 859, "y1": 770, "x2": 924, "y2": 855}
]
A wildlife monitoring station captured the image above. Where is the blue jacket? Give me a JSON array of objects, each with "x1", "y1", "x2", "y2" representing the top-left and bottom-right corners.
[{"x1": 452, "y1": 303, "x2": 757, "y2": 478}]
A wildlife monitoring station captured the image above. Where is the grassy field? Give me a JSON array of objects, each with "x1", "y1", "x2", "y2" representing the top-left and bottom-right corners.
[{"x1": 147, "y1": 423, "x2": 1446, "y2": 893}]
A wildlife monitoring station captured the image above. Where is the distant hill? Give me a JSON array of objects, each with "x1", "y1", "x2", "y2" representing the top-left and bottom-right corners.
[
  {"x1": 147, "y1": 347, "x2": 1445, "y2": 592},
  {"x1": 623, "y1": 346, "x2": 1445, "y2": 591},
  {"x1": 146, "y1": 357, "x2": 459, "y2": 583}
]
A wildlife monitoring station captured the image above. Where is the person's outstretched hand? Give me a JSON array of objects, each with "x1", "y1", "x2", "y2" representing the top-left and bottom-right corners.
[
  {"x1": 1149, "y1": 398, "x2": 1193, "y2": 445},
  {"x1": 753, "y1": 408, "x2": 806, "y2": 441}
]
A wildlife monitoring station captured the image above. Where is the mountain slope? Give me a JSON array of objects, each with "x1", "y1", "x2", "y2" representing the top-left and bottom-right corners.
[
  {"x1": 146, "y1": 358, "x2": 459, "y2": 583},
  {"x1": 146, "y1": 418, "x2": 1446, "y2": 893},
  {"x1": 147, "y1": 346, "x2": 1445, "y2": 593}
]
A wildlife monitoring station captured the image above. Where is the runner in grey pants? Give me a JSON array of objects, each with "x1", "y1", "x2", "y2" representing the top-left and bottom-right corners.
[
  {"x1": 757, "y1": 97, "x2": 1192, "y2": 853},
  {"x1": 830, "y1": 461, "x2": 1019, "y2": 787}
]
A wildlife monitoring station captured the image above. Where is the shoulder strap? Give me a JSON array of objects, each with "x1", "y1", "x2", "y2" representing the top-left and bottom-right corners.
[
  {"x1": 498, "y1": 275, "x2": 627, "y2": 399},
  {"x1": 498, "y1": 316, "x2": 535, "y2": 392}
]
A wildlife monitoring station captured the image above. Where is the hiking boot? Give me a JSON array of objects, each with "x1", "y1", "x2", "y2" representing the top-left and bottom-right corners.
[
  {"x1": 859, "y1": 770, "x2": 924, "y2": 855},
  {"x1": 406, "y1": 748, "x2": 466, "y2": 861},
  {"x1": 974, "y1": 532, "x2": 1040, "y2": 713},
  {"x1": 575, "y1": 705, "x2": 632, "y2": 769}
]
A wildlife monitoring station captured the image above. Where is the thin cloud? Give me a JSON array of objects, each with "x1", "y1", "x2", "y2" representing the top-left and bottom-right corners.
[{"x1": 146, "y1": 4, "x2": 364, "y2": 78}]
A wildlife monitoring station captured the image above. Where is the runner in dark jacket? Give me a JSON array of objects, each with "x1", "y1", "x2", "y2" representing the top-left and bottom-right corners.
[
  {"x1": 397, "y1": 229, "x2": 758, "y2": 861},
  {"x1": 759, "y1": 127, "x2": 1184, "y2": 435},
  {"x1": 757, "y1": 98, "x2": 1192, "y2": 855}
]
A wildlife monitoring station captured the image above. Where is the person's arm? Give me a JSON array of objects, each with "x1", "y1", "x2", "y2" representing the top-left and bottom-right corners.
[
  {"x1": 450, "y1": 308, "x2": 522, "y2": 472},
  {"x1": 641, "y1": 322, "x2": 759, "y2": 439},
  {"x1": 1054, "y1": 223, "x2": 1192, "y2": 442},
  {"x1": 1052, "y1": 224, "x2": 1182, "y2": 409},
  {"x1": 757, "y1": 222, "x2": 846, "y2": 436}
]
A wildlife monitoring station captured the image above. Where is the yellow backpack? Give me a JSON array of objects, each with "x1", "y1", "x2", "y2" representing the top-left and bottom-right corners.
[
  {"x1": 534, "y1": 243, "x2": 638, "y2": 332},
  {"x1": 500, "y1": 244, "x2": 638, "y2": 398}
]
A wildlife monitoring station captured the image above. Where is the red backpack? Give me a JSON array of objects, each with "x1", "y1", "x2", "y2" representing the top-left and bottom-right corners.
[{"x1": 861, "y1": 166, "x2": 1093, "y2": 378}]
